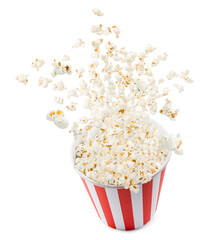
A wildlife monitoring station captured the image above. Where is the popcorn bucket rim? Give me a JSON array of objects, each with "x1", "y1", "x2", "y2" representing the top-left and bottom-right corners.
[
  {"x1": 73, "y1": 121, "x2": 172, "y2": 189},
  {"x1": 74, "y1": 150, "x2": 171, "y2": 189}
]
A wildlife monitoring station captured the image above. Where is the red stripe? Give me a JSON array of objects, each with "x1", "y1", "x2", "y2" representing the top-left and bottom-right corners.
[
  {"x1": 94, "y1": 185, "x2": 116, "y2": 229},
  {"x1": 117, "y1": 189, "x2": 135, "y2": 230},
  {"x1": 81, "y1": 178, "x2": 101, "y2": 219},
  {"x1": 142, "y1": 179, "x2": 153, "y2": 225},
  {"x1": 156, "y1": 167, "x2": 166, "y2": 210}
]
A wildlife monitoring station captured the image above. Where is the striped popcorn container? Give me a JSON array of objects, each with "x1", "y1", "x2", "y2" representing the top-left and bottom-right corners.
[{"x1": 75, "y1": 151, "x2": 171, "y2": 230}]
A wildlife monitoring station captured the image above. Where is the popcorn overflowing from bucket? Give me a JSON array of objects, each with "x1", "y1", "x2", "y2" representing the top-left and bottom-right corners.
[{"x1": 15, "y1": 8, "x2": 193, "y2": 193}]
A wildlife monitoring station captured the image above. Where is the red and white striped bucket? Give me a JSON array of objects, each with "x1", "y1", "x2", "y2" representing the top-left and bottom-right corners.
[{"x1": 75, "y1": 151, "x2": 171, "y2": 230}]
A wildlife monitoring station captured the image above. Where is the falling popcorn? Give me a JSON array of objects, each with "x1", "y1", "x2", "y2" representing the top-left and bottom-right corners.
[
  {"x1": 62, "y1": 55, "x2": 70, "y2": 61},
  {"x1": 67, "y1": 89, "x2": 78, "y2": 99},
  {"x1": 161, "y1": 134, "x2": 183, "y2": 155},
  {"x1": 16, "y1": 8, "x2": 193, "y2": 192},
  {"x1": 51, "y1": 60, "x2": 72, "y2": 77},
  {"x1": 173, "y1": 84, "x2": 184, "y2": 93},
  {"x1": 66, "y1": 102, "x2": 77, "y2": 111},
  {"x1": 54, "y1": 96, "x2": 64, "y2": 104},
  {"x1": 16, "y1": 74, "x2": 28, "y2": 85},
  {"x1": 38, "y1": 77, "x2": 52, "y2": 88},
  {"x1": 92, "y1": 8, "x2": 104, "y2": 16},
  {"x1": 160, "y1": 99, "x2": 179, "y2": 120},
  {"x1": 53, "y1": 80, "x2": 66, "y2": 91},
  {"x1": 32, "y1": 59, "x2": 45, "y2": 71},
  {"x1": 72, "y1": 38, "x2": 85, "y2": 48},
  {"x1": 47, "y1": 110, "x2": 69, "y2": 129}
]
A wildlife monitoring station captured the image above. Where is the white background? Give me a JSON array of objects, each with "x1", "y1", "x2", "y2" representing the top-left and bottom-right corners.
[{"x1": 0, "y1": 0, "x2": 220, "y2": 239}]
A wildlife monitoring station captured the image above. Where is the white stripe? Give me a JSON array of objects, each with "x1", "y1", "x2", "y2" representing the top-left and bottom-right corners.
[
  {"x1": 85, "y1": 180, "x2": 107, "y2": 225},
  {"x1": 131, "y1": 184, "x2": 143, "y2": 229},
  {"x1": 151, "y1": 171, "x2": 161, "y2": 218},
  {"x1": 105, "y1": 188, "x2": 125, "y2": 230}
]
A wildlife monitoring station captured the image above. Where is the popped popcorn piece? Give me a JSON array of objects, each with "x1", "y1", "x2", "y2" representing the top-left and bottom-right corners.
[
  {"x1": 53, "y1": 80, "x2": 66, "y2": 91},
  {"x1": 54, "y1": 96, "x2": 64, "y2": 104},
  {"x1": 160, "y1": 99, "x2": 179, "y2": 120},
  {"x1": 92, "y1": 39, "x2": 103, "y2": 49},
  {"x1": 38, "y1": 77, "x2": 52, "y2": 88},
  {"x1": 173, "y1": 84, "x2": 184, "y2": 93},
  {"x1": 51, "y1": 60, "x2": 72, "y2": 76},
  {"x1": 161, "y1": 134, "x2": 183, "y2": 155},
  {"x1": 158, "y1": 78, "x2": 164, "y2": 84},
  {"x1": 16, "y1": 74, "x2": 28, "y2": 85},
  {"x1": 32, "y1": 59, "x2": 45, "y2": 71},
  {"x1": 167, "y1": 71, "x2": 178, "y2": 80},
  {"x1": 92, "y1": 8, "x2": 104, "y2": 16},
  {"x1": 47, "y1": 110, "x2": 69, "y2": 129},
  {"x1": 67, "y1": 89, "x2": 78, "y2": 99},
  {"x1": 152, "y1": 53, "x2": 167, "y2": 67},
  {"x1": 66, "y1": 102, "x2": 77, "y2": 111},
  {"x1": 112, "y1": 26, "x2": 120, "y2": 38},
  {"x1": 145, "y1": 44, "x2": 155, "y2": 54},
  {"x1": 90, "y1": 24, "x2": 112, "y2": 36},
  {"x1": 62, "y1": 55, "x2": 70, "y2": 61},
  {"x1": 72, "y1": 38, "x2": 85, "y2": 48},
  {"x1": 76, "y1": 68, "x2": 85, "y2": 78}
]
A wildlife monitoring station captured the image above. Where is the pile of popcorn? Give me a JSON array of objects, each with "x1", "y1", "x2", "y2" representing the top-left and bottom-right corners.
[{"x1": 16, "y1": 8, "x2": 193, "y2": 192}]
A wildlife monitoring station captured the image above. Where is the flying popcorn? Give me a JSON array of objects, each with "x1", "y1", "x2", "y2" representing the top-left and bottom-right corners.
[
  {"x1": 160, "y1": 99, "x2": 179, "y2": 120},
  {"x1": 16, "y1": 74, "x2": 28, "y2": 85},
  {"x1": 38, "y1": 77, "x2": 52, "y2": 88},
  {"x1": 161, "y1": 134, "x2": 183, "y2": 155},
  {"x1": 72, "y1": 38, "x2": 85, "y2": 48},
  {"x1": 92, "y1": 8, "x2": 104, "y2": 16},
  {"x1": 66, "y1": 102, "x2": 77, "y2": 111},
  {"x1": 51, "y1": 60, "x2": 72, "y2": 76},
  {"x1": 67, "y1": 89, "x2": 78, "y2": 99},
  {"x1": 62, "y1": 55, "x2": 70, "y2": 61},
  {"x1": 75, "y1": 68, "x2": 85, "y2": 78},
  {"x1": 173, "y1": 84, "x2": 184, "y2": 93},
  {"x1": 53, "y1": 80, "x2": 66, "y2": 91},
  {"x1": 32, "y1": 59, "x2": 45, "y2": 71},
  {"x1": 17, "y1": 8, "x2": 193, "y2": 192},
  {"x1": 47, "y1": 110, "x2": 69, "y2": 129},
  {"x1": 54, "y1": 96, "x2": 64, "y2": 104}
]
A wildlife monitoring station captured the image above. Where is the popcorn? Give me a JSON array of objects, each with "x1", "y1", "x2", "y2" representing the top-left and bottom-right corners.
[
  {"x1": 160, "y1": 99, "x2": 179, "y2": 120},
  {"x1": 167, "y1": 71, "x2": 178, "y2": 80},
  {"x1": 90, "y1": 24, "x2": 113, "y2": 36},
  {"x1": 54, "y1": 96, "x2": 64, "y2": 104},
  {"x1": 66, "y1": 102, "x2": 77, "y2": 111},
  {"x1": 38, "y1": 77, "x2": 52, "y2": 88},
  {"x1": 152, "y1": 53, "x2": 167, "y2": 67},
  {"x1": 145, "y1": 44, "x2": 155, "y2": 54},
  {"x1": 161, "y1": 134, "x2": 183, "y2": 155},
  {"x1": 158, "y1": 78, "x2": 164, "y2": 84},
  {"x1": 62, "y1": 55, "x2": 70, "y2": 61},
  {"x1": 173, "y1": 84, "x2": 184, "y2": 93},
  {"x1": 112, "y1": 26, "x2": 120, "y2": 38},
  {"x1": 53, "y1": 80, "x2": 66, "y2": 91},
  {"x1": 92, "y1": 8, "x2": 104, "y2": 16},
  {"x1": 47, "y1": 110, "x2": 69, "y2": 129},
  {"x1": 17, "y1": 8, "x2": 193, "y2": 192},
  {"x1": 72, "y1": 38, "x2": 85, "y2": 48},
  {"x1": 167, "y1": 69, "x2": 193, "y2": 83},
  {"x1": 67, "y1": 89, "x2": 78, "y2": 99},
  {"x1": 76, "y1": 68, "x2": 85, "y2": 78},
  {"x1": 51, "y1": 60, "x2": 72, "y2": 76},
  {"x1": 16, "y1": 74, "x2": 28, "y2": 85},
  {"x1": 92, "y1": 39, "x2": 103, "y2": 49},
  {"x1": 32, "y1": 59, "x2": 45, "y2": 71}
]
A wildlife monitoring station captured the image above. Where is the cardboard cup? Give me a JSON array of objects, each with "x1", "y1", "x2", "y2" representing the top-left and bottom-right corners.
[{"x1": 74, "y1": 122, "x2": 171, "y2": 230}]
